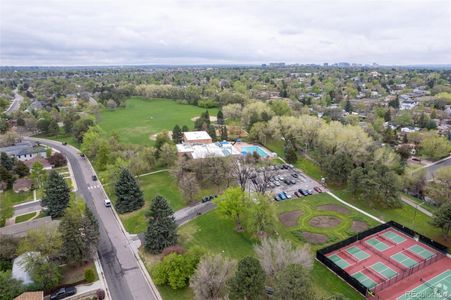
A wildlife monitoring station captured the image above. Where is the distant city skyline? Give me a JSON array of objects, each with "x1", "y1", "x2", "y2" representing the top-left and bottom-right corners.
[{"x1": 1, "y1": 0, "x2": 450, "y2": 66}]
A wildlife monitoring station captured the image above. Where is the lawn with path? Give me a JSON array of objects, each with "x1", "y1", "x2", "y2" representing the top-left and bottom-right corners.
[
  {"x1": 98, "y1": 97, "x2": 218, "y2": 145},
  {"x1": 110, "y1": 171, "x2": 185, "y2": 234},
  {"x1": 145, "y1": 193, "x2": 371, "y2": 299}
]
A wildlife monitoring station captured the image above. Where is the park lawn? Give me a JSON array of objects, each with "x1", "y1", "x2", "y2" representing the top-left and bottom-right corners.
[
  {"x1": 333, "y1": 189, "x2": 449, "y2": 247},
  {"x1": 115, "y1": 171, "x2": 185, "y2": 234},
  {"x1": 172, "y1": 193, "x2": 367, "y2": 299},
  {"x1": 275, "y1": 193, "x2": 379, "y2": 249},
  {"x1": 14, "y1": 211, "x2": 38, "y2": 223},
  {"x1": 98, "y1": 97, "x2": 218, "y2": 145}
]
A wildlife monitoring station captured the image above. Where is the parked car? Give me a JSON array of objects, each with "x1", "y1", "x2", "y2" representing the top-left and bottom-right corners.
[
  {"x1": 314, "y1": 186, "x2": 323, "y2": 193},
  {"x1": 104, "y1": 199, "x2": 111, "y2": 207},
  {"x1": 307, "y1": 189, "x2": 313, "y2": 195},
  {"x1": 274, "y1": 181, "x2": 281, "y2": 186},
  {"x1": 294, "y1": 191, "x2": 301, "y2": 198},
  {"x1": 79, "y1": 153, "x2": 85, "y2": 157},
  {"x1": 92, "y1": 175, "x2": 97, "y2": 181},
  {"x1": 299, "y1": 189, "x2": 309, "y2": 196},
  {"x1": 292, "y1": 173, "x2": 299, "y2": 178},
  {"x1": 290, "y1": 179, "x2": 296, "y2": 184},
  {"x1": 62, "y1": 141, "x2": 67, "y2": 145},
  {"x1": 50, "y1": 287, "x2": 76, "y2": 300}
]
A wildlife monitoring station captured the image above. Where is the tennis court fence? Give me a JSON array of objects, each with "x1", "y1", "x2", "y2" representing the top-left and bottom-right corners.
[{"x1": 371, "y1": 253, "x2": 445, "y2": 293}]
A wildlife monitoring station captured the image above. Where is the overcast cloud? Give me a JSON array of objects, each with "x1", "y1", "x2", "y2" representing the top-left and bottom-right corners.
[{"x1": 1, "y1": 0, "x2": 450, "y2": 66}]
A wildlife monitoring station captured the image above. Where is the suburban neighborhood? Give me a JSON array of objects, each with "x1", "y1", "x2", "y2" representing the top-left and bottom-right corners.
[{"x1": 1, "y1": 1, "x2": 451, "y2": 300}]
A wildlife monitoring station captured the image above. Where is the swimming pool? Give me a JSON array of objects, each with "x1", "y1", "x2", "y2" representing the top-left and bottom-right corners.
[{"x1": 241, "y1": 146, "x2": 268, "y2": 158}]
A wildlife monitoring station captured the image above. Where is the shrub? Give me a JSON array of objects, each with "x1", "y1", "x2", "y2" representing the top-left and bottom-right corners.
[{"x1": 84, "y1": 268, "x2": 96, "y2": 283}]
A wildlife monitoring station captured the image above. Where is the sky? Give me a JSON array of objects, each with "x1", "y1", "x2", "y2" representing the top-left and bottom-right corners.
[{"x1": 1, "y1": 0, "x2": 450, "y2": 66}]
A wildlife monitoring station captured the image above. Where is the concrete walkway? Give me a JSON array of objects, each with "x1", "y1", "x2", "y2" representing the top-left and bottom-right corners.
[
  {"x1": 400, "y1": 196, "x2": 433, "y2": 217},
  {"x1": 327, "y1": 192, "x2": 384, "y2": 224}
]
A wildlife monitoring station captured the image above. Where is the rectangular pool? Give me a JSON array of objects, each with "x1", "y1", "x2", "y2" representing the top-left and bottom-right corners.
[{"x1": 241, "y1": 146, "x2": 268, "y2": 158}]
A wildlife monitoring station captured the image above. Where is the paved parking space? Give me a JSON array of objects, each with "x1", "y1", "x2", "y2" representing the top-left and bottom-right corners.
[{"x1": 246, "y1": 163, "x2": 326, "y2": 200}]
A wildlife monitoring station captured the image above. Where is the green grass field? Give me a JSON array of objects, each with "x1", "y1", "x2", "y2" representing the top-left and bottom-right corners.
[
  {"x1": 163, "y1": 193, "x2": 368, "y2": 299},
  {"x1": 98, "y1": 97, "x2": 218, "y2": 145},
  {"x1": 112, "y1": 171, "x2": 185, "y2": 234},
  {"x1": 15, "y1": 211, "x2": 38, "y2": 223}
]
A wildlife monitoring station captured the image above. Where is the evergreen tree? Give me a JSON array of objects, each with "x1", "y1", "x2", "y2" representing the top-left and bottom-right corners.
[
  {"x1": 389, "y1": 96, "x2": 400, "y2": 109},
  {"x1": 182, "y1": 125, "x2": 189, "y2": 132},
  {"x1": 384, "y1": 110, "x2": 391, "y2": 122},
  {"x1": 172, "y1": 125, "x2": 183, "y2": 144},
  {"x1": 344, "y1": 100, "x2": 353, "y2": 113},
  {"x1": 274, "y1": 264, "x2": 316, "y2": 300},
  {"x1": 115, "y1": 168, "x2": 144, "y2": 213},
  {"x1": 202, "y1": 110, "x2": 211, "y2": 125},
  {"x1": 42, "y1": 170, "x2": 70, "y2": 218},
  {"x1": 217, "y1": 110, "x2": 224, "y2": 125},
  {"x1": 14, "y1": 161, "x2": 29, "y2": 177},
  {"x1": 208, "y1": 125, "x2": 217, "y2": 141},
  {"x1": 284, "y1": 141, "x2": 297, "y2": 164},
  {"x1": 228, "y1": 256, "x2": 265, "y2": 300},
  {"x1": 59, "y1": 203, "x2": 99, "y2": 264},
  {"x1": 0, "y1": 152, "x2": 14, "y2": 171},
  {"x1": 144, "y1": 195, "x2": 177, "y2": 254},
  {"x1": 220, "y1": 125, "x2": 228, "y2": 141}
]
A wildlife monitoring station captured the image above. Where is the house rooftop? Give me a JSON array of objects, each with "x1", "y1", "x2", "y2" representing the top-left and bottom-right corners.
[{"x1": 14, "y1": 291, "x2": 44, "y2": 300}]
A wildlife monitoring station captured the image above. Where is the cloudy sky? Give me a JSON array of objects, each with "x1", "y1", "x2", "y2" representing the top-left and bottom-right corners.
[{"x1": 1, "y1": 0, "x2": 450, "y2": 66}]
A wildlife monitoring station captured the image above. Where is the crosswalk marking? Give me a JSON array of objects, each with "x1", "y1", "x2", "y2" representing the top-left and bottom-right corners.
[{"x1": 88, "y1": 185, "x2": 102, "y2": 190}]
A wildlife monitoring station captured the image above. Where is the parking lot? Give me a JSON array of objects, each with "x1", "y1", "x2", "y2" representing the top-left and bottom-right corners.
[{"x1": 247, "y1": 163, "x2": 327, "y2": 201}]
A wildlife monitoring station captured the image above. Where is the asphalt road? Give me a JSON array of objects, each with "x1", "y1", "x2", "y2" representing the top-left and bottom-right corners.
[
  {"x1": 417, "y1": 156, "x2": 451, "y2": 180},
  {"x1": 5, "y1": 88, "x2": 24, "y2": 114},
  {"x1": 25, "y1": 137, "x2": 159, "y2": 300},
  {"x1": 14, "y1": 200, "x2": 42, "y2": 216}
]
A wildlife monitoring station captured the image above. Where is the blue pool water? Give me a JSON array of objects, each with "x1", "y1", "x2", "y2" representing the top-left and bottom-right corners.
[{"x1": 241, "y1": 146, "x2": 268, "y2": 158}]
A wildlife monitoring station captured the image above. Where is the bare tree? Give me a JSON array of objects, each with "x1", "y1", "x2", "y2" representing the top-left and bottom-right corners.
[
  {"x1": 232, "y1": 157, "x2": 253, "y2": 191},
  {"x1": 179, "y1": 172, "x2": 200, "y2": 204},
  {"x1": 250, "y1": 166, "x2": 275, "y2": 194},
  {"x1": 254, "y1": 238, "x2": 313, "y2": 279},
  {"x1": 190, "y1": 254, "x2": 236, "y2": 300}
]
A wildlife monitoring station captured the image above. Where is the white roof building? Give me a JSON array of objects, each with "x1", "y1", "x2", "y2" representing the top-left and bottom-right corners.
[
  {"x1": 176, "y1": 142, "x2": 241, "y2": 159},
  {"x1": 183, "y1": 131, "x2": 212, "y2": 144}
]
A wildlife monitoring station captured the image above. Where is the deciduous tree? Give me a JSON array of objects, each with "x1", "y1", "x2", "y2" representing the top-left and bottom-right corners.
[
  {"x1": 228, "y1": 256, "x2": 265, "y2": 300},
  {"x1": 273, "y1": 264, "x2": 315, "y2": 300},
  {"x1": 214, "y1": 187, "x2": 248, "y2": 231}
]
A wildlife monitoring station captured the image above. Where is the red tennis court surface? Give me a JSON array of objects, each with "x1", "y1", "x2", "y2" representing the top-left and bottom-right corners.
[{"x1": 324, "y1": 227, "x2": 450, "y2": 299}]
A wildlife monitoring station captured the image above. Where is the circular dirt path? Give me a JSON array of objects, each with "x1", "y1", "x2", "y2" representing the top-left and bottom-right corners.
[
  {"x1": 279, "y1": 210, "x2": 303, "y2": 227},
  {"x1": 351, "y1": 220, "x2": 368, "y2": 233},
  {"x1": 309, "y1": 215, "x2": 342, "y2": 228},
  {"x1": 317, "y1": 204, "x2": 350, "y2": 215},
  {"x1": 302, "y1": 232, "x2": 328, "y2": 244}
]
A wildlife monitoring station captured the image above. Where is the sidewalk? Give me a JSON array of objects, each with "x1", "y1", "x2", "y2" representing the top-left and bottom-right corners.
[{"x1": 400, "y1": 196, "x2": 433, "y2": 217}]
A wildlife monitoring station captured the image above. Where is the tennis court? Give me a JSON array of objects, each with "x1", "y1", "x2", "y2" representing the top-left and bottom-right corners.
[
  {"x1": 408, "y1": 245, "x2": 434, "y2": 260},
  {"x1": 382, "y1": 231, "x2": 406, "y2": 244},
  {"x1": 346, "y1": 246, "x2": 370, "y2": 261},
  {"x1": 391, "y1": 252, "x2": 418, "y2": 268},
  {"x1": 366, "y1": 237, "x2": 390, "y2": 251},
  {"x1": 352, "y1": 271, "x2": 378, "y2": 289},
  {"x1": 371, "y1": 262, "x2": 398, "y2": 279},
  {"x1": 328, "y1": 254, "x2": 350, "y2": 269},
  {"x1": 397, "y1": 270, "x2": 451, "y2": 300}
]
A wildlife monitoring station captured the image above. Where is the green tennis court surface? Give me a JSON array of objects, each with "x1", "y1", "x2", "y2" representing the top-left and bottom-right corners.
[
  {"x1": 371, "y1": 262, "x2": 398, "y2": 279},
  {"x1": 408, "y1": 245, "x2": 434, "y2": 260},
  {"x1": 366, "y1": 237, "x2": 390, "y2": 251},
  {"x1": 397, "y1": 270, "x2": 451, "y2": 300},
  {"x1": 382, "y1": 231, "x2": 406, "y2": 244},
  {"x1": 328, "y1": 254, "x2": 350, "y2": 269},
  {"x1": 346, "y1": 246, "x2": 370, "y2": 261},
  {"x1": 352, "y1": 271, "x2": 377, "y2": 289},
  {"x1": 391, "y1": 252, "x2": 419, "y2": 268}
]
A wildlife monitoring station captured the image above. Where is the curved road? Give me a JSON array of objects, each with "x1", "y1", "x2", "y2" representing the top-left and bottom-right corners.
[
  {"x1": 5, "y1": 88, "x2": 24, "y2": 114},
  {"x1": 25, "y1": 137, "x2": 160, "y2": 300}
]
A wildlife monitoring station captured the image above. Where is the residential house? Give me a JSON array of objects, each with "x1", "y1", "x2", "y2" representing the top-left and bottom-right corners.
[
  {"x1": 400, "y1": 99, "x2": 417, "y2": 110},
  {"x1": 13, "y1": 178, "x2": 33, "y2": 193},
  {"x1": 23, "y1": 156, "x2": 52, "y2": 170},
  {"x1": 14, "y1": 292, "x2": 44, "y2": 300},
  {"x1": 0, "y1": 141, "x2": 47, "y2": 161}
]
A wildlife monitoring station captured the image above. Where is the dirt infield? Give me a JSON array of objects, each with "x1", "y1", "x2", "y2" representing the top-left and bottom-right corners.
[
  {"x1": 302, "y1": 231, "x2": 328, "y2": 244},
  {"x1": 279, "y1": 210, "x2": 303, "y2": 227},
  {"x1": 309, "y1": 215, "x2": 342, "y2": 228},
  {"x1": 316, "y1": 204, "x2": 350, "y2": 215},
  {"x1": 350, "y1": 220, "x2": 368, "y2": 232}
]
